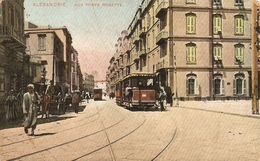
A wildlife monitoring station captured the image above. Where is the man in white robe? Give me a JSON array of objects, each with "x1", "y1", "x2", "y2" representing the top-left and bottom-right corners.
[{"x1": 23, "y1": 84, "x2": 40, "y2": 136}]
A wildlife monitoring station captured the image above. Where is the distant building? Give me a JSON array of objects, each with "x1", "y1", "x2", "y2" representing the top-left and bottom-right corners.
[
  {"x1": 94, "y1": 80, "x2": 107, "y2": 95},
  {"x1": 83, "y1": 73, "x2": 94, "y2": 94}
]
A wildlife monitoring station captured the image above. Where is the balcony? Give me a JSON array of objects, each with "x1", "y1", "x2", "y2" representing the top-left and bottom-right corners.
[
  {"x1": 156, "y1": 61, "x2": 168, "y2": 71},
  {"x1": 119, "y1": 64, "x2": 124, "y2": 69},
  {"x1": 139, "y1": 27, "x2": 146, "y2": 38},
  {"x1": 132, "y1": 35, "x2": 140, "y2": 44},
  {"x1": 156, "y1": 30, "x2": 168, "y2": 45},
  {"x1": 155, "y1": 1, "x2": 168, "y2": 18},
  {"x1": 0, "y1": 25, "x2": 26, "y2": 50},
  {"x1": 132, "y1": 53, "x2": 140, "y2": 61},
  {"x1": 139, "y1": 49, "x2": 146, "y2": 57},
  {"x1": 126, "y1": 60, "x2": 131, "y2": 67}
]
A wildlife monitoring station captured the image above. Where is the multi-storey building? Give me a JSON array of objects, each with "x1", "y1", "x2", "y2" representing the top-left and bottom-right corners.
[
  {"x1": 94, "y1": 80, "x2": 107, "y2": 95},
  {"x1": 25, "y1": 23, "x2": 73, "y2": 89},
  {"x1": 71, "y1": 46, "x2": 80, "y2": 91},
  {"x1": 24, "y1": 22, "x2": 64, "y2": 87},
  {"x1": 0, "y1": 0, "x2": 27, "y2": 104},
  {"x1": 83, "y1": 73, "x2": 94, "y2": 95},
  {"x1": 107, "y1": 0, "x2": 254, "y2": 101}
]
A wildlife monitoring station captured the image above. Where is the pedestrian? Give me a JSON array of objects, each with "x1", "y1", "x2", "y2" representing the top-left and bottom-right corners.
[
  {"x1": 158, "y1": 88, "x2": 166, "y2": 111},
  {"x1": 125, "y1": 83, "x2": 133, "y2": 108},
  {"x1": 23, "y1": 84, "x2": 40, "y2": 136},
  {"x1": 164, "y1": 86, "x2": 174, "y2": 107},
  {"x1": 72, "y1": 91, "x2": 80, "y2": 114},
  {"x1": 85, "y1": 92, "x2": 90, "y2": 103},
  {"x1": 4, "y1": 90, "x2": 18, "y2": 122},
  {"x1": 16, "y1": 88, "x2": 24, "y2": 119}
]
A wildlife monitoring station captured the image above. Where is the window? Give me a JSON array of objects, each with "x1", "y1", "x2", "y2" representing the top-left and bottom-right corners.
[
  {"x1": 213, "y1": 14, "x2": 222, "y2": 34},
  {"x1": 234, "y1": 15, "x2": 244, "y2": 35},
  {"x1": 160, "y1": 42, "x2": 167, "y2": 58},
  {"x1": 234, "y1": 44, "x2": 244, "y2": 63},
  {"x1": 147, "y1": 12, "x2": 151, "y2": 27},
  {"x1": 186, "y1": 43, "x2": 196, "y2": 63},
  {"x1": 233, "y1": 74, "x2": 246, "y2": 95},
  {"x1": 213, "y1": 44, "x2": 222, "y2": 61},
  {"x1": 186, "y1": 0, "x2": 196, "y2": 4},
  {"x1": 186, "y1": 13, "x2": 196, "y2": 34},
  {"x1": 160, "y1": 15, "x2": 167, "y2": 31},
  {"x1": 38, "y1": 34, "x2": 46, "y2": 51},
  {"x1": 186, "y1": 74, "x2": 199, "y2": 95},
  {"x1": 235, "y1": 0, "x2": 243, "y2": 6},
  {"x1": 213, "y1": 0, "x2": 222, "y2": 5},
  {"x1": 213, "y1": 75, "x2": 224, "y2": 95},
  {"x1": 135, "y1": 61, "x2": 139, "y2": 70}
]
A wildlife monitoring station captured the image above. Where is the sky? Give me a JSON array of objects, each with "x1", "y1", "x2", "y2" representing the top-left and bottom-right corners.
[{"x1": 24, "y1": 0, "x2": 143, "y2": 80}]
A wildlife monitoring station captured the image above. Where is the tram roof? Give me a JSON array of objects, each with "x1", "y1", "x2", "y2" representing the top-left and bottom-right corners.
[{"x1": 116, "y1": 73, "x2": 155, "y2": 84}]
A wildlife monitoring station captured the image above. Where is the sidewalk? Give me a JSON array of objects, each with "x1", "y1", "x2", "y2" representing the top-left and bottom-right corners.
[{"x1": 171, "y1": 99, "x2": 260, "y2": 118}]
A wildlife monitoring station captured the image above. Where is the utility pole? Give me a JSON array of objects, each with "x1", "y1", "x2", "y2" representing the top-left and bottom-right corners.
[{"x1": 252, "y1": 0, "x2": 260, "y2": 114}]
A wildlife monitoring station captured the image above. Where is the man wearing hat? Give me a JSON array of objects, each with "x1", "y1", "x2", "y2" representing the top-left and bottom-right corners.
[{"x1": 23, "y1": 84, "x2": 40, "y2": 136}]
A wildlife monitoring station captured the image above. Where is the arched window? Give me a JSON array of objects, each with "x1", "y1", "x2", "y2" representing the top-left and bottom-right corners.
[
  {"x1": 233, "y1": 73, "x2": 246, "y2": 95},
  {"x1": 213, "y1": 44, "x2": 223, "y2": 61},
  {"x1": 213, "y1": 74, "x2": 224, "y2": 95},
  {"x1": 213, "y1": 14, "x2": 222, "y2": 34},
  {"x1": 234, "y1": 44, "x2": 244, "y2": 63},
  {"x1": 186, "y1": 13, "x2": 196, "y2": 34},
  {"x1": 186, "y1": 43, "x2": 196, "y2": 63},
  {"x1": 186, "y1": 73, "x2": 199, "y2": 95},
  {"x1": 234, "y1": 15, "x2": 244, "y2": 35}
]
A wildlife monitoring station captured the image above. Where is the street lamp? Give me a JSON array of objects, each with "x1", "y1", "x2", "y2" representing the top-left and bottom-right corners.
[
  {"x1": 252, "y1": 0, "x2": 260, "y2": 114},
  {"x1": 41, "y1": 67, "x2": 47, "y2": 86}
]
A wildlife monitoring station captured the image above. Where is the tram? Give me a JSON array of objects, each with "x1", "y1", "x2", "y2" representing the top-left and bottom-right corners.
[
  {"x1": 93, "y1": 88, "x2": 103, "y2": 100},
  {"x1": 115, "y1": 73, "x2": 157, "y2": 110}
]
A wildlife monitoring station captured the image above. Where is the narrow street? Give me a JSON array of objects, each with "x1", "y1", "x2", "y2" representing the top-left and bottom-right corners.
[{"x1": 0, "y1": 98, "x2": 260, "y2": 160}]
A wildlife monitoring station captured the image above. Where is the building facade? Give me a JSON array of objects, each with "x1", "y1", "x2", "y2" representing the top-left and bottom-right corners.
[
  {"x1": 24, "y1": 24, "x2": 65, "y2": 87},
  {"x1": 71, "y1": 46, "x2": 80, "y2": 91},
  {"x1": 0, "y1": 0, "x2": 27, "y2": 104},
  {"x1": 83, "y1": 73, "x2": 94, "y2": 95},
  {"x1": 94, "y1": 80, "x2": 107, "y2": 95},
  {"x1": 25, "y1": 23, "x2": 73, "y2": 90},
  {"x1": 107, "y1": 0, "x2": 254, "y2": 101}
]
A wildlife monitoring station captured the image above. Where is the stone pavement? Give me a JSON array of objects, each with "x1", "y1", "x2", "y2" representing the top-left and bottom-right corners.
[{"x1": 170, "y1": 99, "x2": 260, "y2": 118}]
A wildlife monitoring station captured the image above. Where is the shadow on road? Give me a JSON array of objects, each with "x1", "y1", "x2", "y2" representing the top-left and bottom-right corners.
[
  {"x1": 0, "y1": 116, "x2": 74, "y2": 130},
  {"x1": 34, "y1": 132, "x2": 56, "y2": 136}
]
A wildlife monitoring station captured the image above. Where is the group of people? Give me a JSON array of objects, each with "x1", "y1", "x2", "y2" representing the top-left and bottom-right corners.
[
  {"x1": 4, "y1": 89, "x2": 24, "y2": 121},
  {"x1": 4, "y1": 84, "x2": 94, "y2": 136},
  {"x1": 4, "y1": 84, "x2": 40, "y2": 136}
]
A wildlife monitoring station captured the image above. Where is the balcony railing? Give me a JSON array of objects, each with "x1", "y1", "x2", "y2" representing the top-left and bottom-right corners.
[
  {"x1": 0, "y1": 25, "x2": 26, "y2": 45},
  {"x1": 139, "y1": 27, "x2": 146, "y2": 38},
  {"x1": 132, "y1": 35, "x2": 139, "y2": 44},
  {"x1": 156, "y1": 60, "x2": 169, "y2": 71},
  {"x1": 139, "y1": 49, "x2": 146, "y2": 57},
  {"x1": 156, "y1": 30, "x2": 168, "y2": 45},
  {"x1": 155, "y1": 0, "x2": 168, "y2": 18},
  {"x1": 132, "y1": 52, "x2": 140, "y2": 61}
]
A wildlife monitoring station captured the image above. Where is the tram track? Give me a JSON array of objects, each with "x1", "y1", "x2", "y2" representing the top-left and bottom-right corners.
[
  {"x1": 3, "y1": 99, "x2": 178, "y2": 161},
  {"x1": 6, "y1": 102, "x2": 131, "y2": 161},
  {"x1": 0, "y1": 106, "x2": 105, "y2": 147}
]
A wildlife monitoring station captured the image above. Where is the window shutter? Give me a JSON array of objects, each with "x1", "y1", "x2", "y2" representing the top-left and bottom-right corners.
[
  {"x1": 221, "y1": 79, "x2": 225, "y2": 95},
  {"x1": 186, "y1": 79, "x2": 189, "y2": 95},
  {"x1": 195, "y1": 78, "x2": 199, "y2": 95},
  {"x1": 233, "y1": 79, "x2": 236, "y2": 95},
  {"x1": 243, "y1": 79, "x2": 247, "y2": 95}
]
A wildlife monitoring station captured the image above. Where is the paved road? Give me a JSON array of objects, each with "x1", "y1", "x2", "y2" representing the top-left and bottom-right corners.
[{"x1": 0, "y1": 98, "x2": 260, "y2": 160}]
